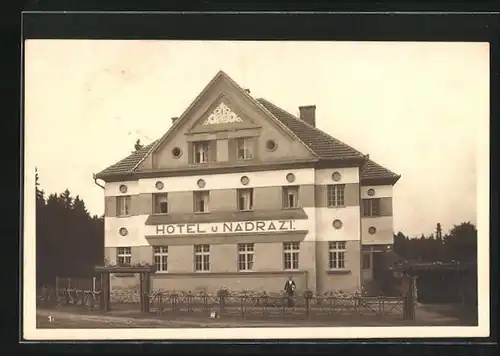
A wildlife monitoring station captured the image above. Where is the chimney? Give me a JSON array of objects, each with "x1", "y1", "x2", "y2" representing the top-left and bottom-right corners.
[
  {"x1": 299, "y1": 105, "x2": 316, "y2": 127},
  {"x1": 171, "y1": 117, "x2": 179, "y2": 124}
]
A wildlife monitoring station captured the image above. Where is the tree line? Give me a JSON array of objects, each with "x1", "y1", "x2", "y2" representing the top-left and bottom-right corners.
[
  {"x1": 393, "y1": 222, "x2": 477, "y2": 264},
  {"x1": 36, "y1": 168, "x2": 104, "y2": 287}
]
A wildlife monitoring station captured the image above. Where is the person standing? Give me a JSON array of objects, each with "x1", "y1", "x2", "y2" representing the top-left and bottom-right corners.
[{"x1": 283, "y1": 276, "x2": 296, "y2": 307}]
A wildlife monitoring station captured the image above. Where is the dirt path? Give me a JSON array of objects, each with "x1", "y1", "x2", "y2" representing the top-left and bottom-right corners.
[{"x1": 36, "y1": 309, "x2": 327, "y2": 328}]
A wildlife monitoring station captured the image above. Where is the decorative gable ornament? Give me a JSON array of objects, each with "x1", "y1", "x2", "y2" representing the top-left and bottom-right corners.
[{"x1": 202, "y1": 102, "x2": 244, "y2": 125}]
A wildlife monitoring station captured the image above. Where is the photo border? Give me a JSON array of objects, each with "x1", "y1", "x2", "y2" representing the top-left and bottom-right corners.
[{"x1": 16, "y1": 5, "x2": 499, "y2": 351}]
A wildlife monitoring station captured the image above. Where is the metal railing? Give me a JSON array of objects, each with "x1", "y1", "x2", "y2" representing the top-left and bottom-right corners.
[{"x1": 147, "y1": 291, "x2": 412, "y2": 320}]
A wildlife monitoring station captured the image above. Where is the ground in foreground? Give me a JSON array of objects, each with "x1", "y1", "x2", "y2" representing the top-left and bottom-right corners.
[{"x1": 35, "y1": 303, "x2": 477, "y2": 329}]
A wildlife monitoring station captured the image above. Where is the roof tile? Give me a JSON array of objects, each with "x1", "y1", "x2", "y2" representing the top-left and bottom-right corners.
[{"x1": 256, "y1": 98, "x2": 365, "y2": 160}]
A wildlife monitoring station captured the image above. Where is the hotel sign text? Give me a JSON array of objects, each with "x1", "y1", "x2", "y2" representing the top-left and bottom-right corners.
[{"x1": 154, "y1": 220, "x2": 296, "y2": 236}]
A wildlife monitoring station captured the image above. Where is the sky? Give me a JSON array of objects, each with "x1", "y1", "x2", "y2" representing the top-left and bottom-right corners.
[{"x1": 24, "y1": 40, "x2": 489, "y2": 237}]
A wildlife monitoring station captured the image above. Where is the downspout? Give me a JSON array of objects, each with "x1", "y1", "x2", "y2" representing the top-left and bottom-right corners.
[
  {"x1": 93, "y1": 173, "x2": 105, "y2": 189},
  {"x1": 93, "y1": 173, "x2": 106, "y2": 270}
]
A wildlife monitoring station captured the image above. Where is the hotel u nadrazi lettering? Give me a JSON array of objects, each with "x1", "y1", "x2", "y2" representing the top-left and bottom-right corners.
[{"x1": 154, "y1": 220, "x2": 297, "y2": 235}]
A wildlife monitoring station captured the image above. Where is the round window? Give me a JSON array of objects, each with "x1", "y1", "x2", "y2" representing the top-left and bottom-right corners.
[
  {"x1": 171, "y1": 147, "x2": 182, "y2": 158},
  {"x1": 286, "y1": 173, "x2": 296, "y2": 183},
  {"x1": 155, "y1": 181, "x2": 164, "y2": 190},
  {"x1": 240, "y1": 176, "x2": 250, "y2": 185},
  {"x1": 119, "y1": 228, "x2": 128, "y2": 236},
  {"x1": 367, "y1": 188, "x2": 375, "y2": 196},
  {"x1": 333, "y1": 219, "x2": 343, "y2": 229},
  {"x1": 119, "y1": 184, "x2": 128, "y2": 193},
  {"x1": 368, "y1": 226, "x2": 377, "y2": 235},
  {"x1": 332, "y1": 172, "x2": 342, "y2": 182},
  {"x1": 197, "y1": 179, "x2": 206, "y2": 188},
  {"x1": 266, "y1": 139, "x2": 277, "y2": 151}
]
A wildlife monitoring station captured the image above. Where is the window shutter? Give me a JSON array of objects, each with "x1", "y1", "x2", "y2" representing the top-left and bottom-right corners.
[
  {"x1": 228, "y1": 138, "x2": 237, "y2": 162},
  {"x1": 209, "y1": 140, "x2": 217, "y2": 162},
  {"x1": 105, "y1": 196, "x2": 117, "y2": 217}
]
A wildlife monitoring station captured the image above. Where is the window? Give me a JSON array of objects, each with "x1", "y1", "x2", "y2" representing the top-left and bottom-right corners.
[
  {"x1": 238, "y1": 243, "x2": 254, "y2": 271},
  {"x1": 362, "y1": 198, "x2": 381, "y2": 217},
  {"x1": 117, "y1": 247, "x2": 132, "y2": 266},
  {"x1": 194, "y1": 244, "x2": 210, "y2": 272},
  {"x1": 153, "y1": 246, "x2": 168, "y2": 272},
  {"x1": 237, "y1": 188, "x2": 254, "y2": 211},
  {"x1": 283, "y1": 186, "x2": 299, "y2": 209},
  {"x1": 153, "y1": 193, "x2": 168, "y2": 214},
  {"x1": 329, "y1": 241, "x2": 346, "y2": 269},
  {"x1": 283, "y1": 242, "x2": 300, "y2": 270},
  {"x1": 194, "y1": 191, "x2": 210, "y2": 213},
  {"x1": 193, "y1": 141, "x2": 209, "y2": 164},
  {"x1": 362, "y1": 252, "x2": 371, "y2": 270},
  {"x1": 327, "y1": 184, "x2": 345, "y2": 207},
  {"x1": 237, "y1": 138, "x2": 254, "y2": 160},
  {"x1": 116, "y1": 196, "x2": 131, "y2": 217}
]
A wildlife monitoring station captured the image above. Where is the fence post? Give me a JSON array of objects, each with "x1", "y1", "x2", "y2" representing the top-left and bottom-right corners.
[
  {"x1": 241, "y1": 296, "x2": 245, "y2": 319},
  {"x1": 92, "y1": 277, "x2": 96, "y2": 293},
  {"x1": 305, "y1": 296, "x2": 310, "y2": 319}
]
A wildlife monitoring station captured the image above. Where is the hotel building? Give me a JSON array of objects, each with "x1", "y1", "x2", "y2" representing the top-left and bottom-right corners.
[{"x1": 94, "y1": 71, "x2": 401, "y2": 296}]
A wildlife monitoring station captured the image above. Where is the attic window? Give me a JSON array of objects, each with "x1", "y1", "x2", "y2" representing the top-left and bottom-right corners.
[
  {"x1": 172, "y1": 147, "x2": 182, "y2": 158},
  {"x1": 266, "y1": 140, "x2": 277, "y2": 151},
  {"x1": 332, "y1": 172, "x2": 342, "y2": 182},
  {"x1": 119, "y1": 184, "x2": 128, "y2": 193},
  {"x1": 368, "y1": 226, "x2": 377, "y2": 235},
  {"x1": 197, "y1": 179, "x2": 206, "y2": 188},
  {"x1": 155, "y1": 181, "x2": 164, "y2": 190},
  {"x1": 240, "y1": 176, "x2": 250, "y2": 186},
  {"x1": 332, "y1": 219, "x2": 343, "y2": 229}
]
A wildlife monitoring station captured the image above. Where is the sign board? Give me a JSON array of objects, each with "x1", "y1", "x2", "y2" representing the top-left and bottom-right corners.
[{"x1": 153, "y1": 219, "x2": 297, "y2": 236}]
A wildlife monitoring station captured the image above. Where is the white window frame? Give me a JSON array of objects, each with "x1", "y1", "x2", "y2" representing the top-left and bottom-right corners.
[
  {"x1": 153, "y1": 246, "x2": 168, "y2": 272},
  {"x1": 153, "y1": 193, "x2": 169, "y2": 214},
  {"x1": 237, "y1": 138, "x2": 254, "y2": 160},
  {"x1": 283, "y1": 242, "x2": 300, "y2": 270},
  {"x1": 194, "y1": 244, "x2": 210, "y2": 272},
  {"x1": 237, "y1": 188, "x2": 254, "y2": 211},
  {"x1": 283, "y1": 186, "x2": 299, "y2": 209},
  {"x1": 194, "y1": 191, "x2": 210, "y2": 213},
  {"x1": 329, "y1": 241, "x2": 346, "y2": 269},
  {"x1": 116, "y1": 196, "x2": 131, "y2": 217},
  {"x1": 327, "y1": 184, "x2": 345, "y2": 207},
  {"x1": 238, "y1": 243, "x2": 254, "y2": 271},
  {"x1": 362, "y1": 198, "x2": 381, "y2": 217},
  {"x1": 193, "y1": 141, "x2": 209, "y2": 164},
  {"x1": 117, "y1": 247, "x2": 132, "y2": 266}
]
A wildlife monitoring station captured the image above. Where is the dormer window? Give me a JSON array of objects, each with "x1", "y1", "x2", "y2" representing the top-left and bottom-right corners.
[
  {"x1": 237, "y1": 138, "x2": 254, "y2": 160},
  {"x1": 193, "y1": 141, "x2": 209, "y2": 164}
]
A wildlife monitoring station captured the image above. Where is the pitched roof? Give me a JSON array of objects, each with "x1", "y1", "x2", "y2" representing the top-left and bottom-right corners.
[
  {"x1": 96, "y1": 140, "x2": 157, "y2": 177},
  {"x1": 256, "y1": 98, "x2": 365, "y2": 160},
  {"x1": 361, "y1": 159, "x2": 400, "y2": 182},
  {"x1": 95, "y1": 77, "x2": 399, "y2": 184}
]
